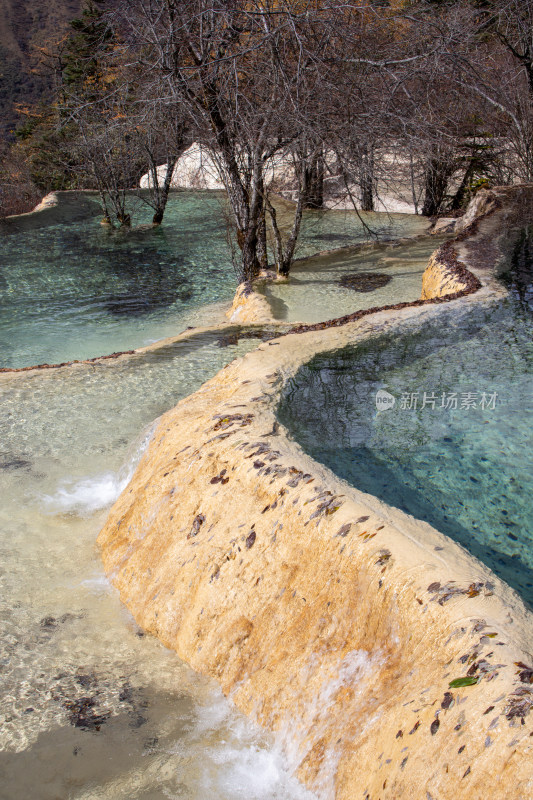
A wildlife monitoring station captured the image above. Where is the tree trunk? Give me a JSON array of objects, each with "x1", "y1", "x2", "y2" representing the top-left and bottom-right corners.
[
  {"x1": 254, "y1": 174, "x2": 268, "y2": 270},
  {"x1": 449, "y1": 158, "x2": 476, "y2": 211},
  {"x1": 360, "y1": 144, "x2": 375, "y2": 212},
  {"x1": 240, "y1": 229, "x2": 261, "y2": 283},
  {"x1": 256, "y1": 211, "x2": 268, "y2": 270},
  {"x1": 409, "y1": 152, "x2": 419, "y2": 215},
  {"x1": 152, "y1": 158, "x2": 177, "y2": 225},
  {"x1": 97, "y1": 188, "x2": 112, "y2": 225},
  {"x1": 421, "y1": 157, "x2": 453, "y2": 216},
  {"x1": 266, "y1": 154, "x2": 309, "y2": 278},
  {"x1": 277, "y1": 191, "x2": 305, "y2": 277},
  {"x1": 361, "y1": 177, "x2": 374, "y2": 212},
  {"x1": 117, "y1": 212, "x2": 131, "y2": 226},
  {"x1": 304, "y1": 151, "x2": 324, "y2": 209}
]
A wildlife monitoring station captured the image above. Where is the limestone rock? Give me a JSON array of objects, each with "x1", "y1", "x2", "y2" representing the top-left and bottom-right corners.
[
  {"x1": 139, "y1": 145, "x2": 224, "y2": 191},
  {"x1": 226, "y1": 282, "x2": 274, "y2": 323}
]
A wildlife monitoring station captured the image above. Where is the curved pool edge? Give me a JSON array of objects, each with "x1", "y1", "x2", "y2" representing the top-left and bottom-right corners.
[
  {"x1": 224, "y1": 192, "x2": 496, "y2": 327},
  {"x1": 98, "y1": 188, "x2": 533, "y2": 799},
  {"x1": 0, "y1": 190, "x2": 103, "y2": 233}
]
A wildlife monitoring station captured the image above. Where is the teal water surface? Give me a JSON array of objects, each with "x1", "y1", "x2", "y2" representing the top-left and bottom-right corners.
[
  {"x1": 278, "y1": 298, "x2": 533, "y2": 606},
  {"x1": 0, "y1": 193, "x2": 233, "y2": 368},
  {"x1": 0, "y1": 192, "x2": 429, "y2": 368}
]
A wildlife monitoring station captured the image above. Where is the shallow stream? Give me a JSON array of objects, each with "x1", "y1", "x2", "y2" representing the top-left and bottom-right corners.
[{"x1": 0, "y1": 332, "x2": 318, "y2": 799}]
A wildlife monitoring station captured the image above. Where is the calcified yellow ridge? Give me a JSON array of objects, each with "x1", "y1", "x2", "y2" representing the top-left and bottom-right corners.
[{"x1": 98, "y1": 189, "x2": 533, "y2": 800}]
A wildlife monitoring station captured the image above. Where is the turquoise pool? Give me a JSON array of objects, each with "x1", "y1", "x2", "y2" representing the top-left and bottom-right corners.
[
  {"x1": 0, "y1": 192, "x2": 429, "y2": 368},
  {"x1": 278, "y1": 297, "x2": 533, "y2": 606},
  {"x1": 0, "y1": 193, "x2": 233, "y2": 368}
]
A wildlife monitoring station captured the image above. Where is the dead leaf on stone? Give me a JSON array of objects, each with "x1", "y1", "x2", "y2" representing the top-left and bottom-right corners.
[
  {"x1": 336, "y1": 523, "x2": 352, "y2": 538},
  {"x1": 375, "y1": 550, "x2": 391, "y2": 565},
  {"x1": 246, "y1": 530, "x2": 256, "y2": 549},
  {"x1": 441, "y1": 692, "x2": 454, "y2": 710},
  {"x1": 188, "y1": 514, "x2": 205, "y2": 539}
]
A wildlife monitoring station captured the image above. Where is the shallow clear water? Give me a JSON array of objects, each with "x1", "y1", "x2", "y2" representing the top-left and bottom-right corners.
[
  {"x1": 0, "y1": 193, "x2": 429, "y2": 368},
  {"x1": 259, "y1": 236, "x2": 439, "y2": 323},
  {"x1": 0, "y1": 193, "x2": 235, "y2": 368},
  {"x1": 294, "y1": 207, "x2": 430, "y2": 255},
  {"x1": 278, "y1": 298, "x2": 533, "y2": 606},
  {"x1": 0, "y1": 332, "x2": 315, "y2": 800}
]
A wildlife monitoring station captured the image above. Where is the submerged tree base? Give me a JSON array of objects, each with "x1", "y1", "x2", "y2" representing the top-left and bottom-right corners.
[{"x1": 338, "y1": 271, "x2": 392, "y2": 292}]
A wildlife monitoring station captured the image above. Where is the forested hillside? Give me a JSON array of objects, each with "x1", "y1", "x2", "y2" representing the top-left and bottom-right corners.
[
  {"x1": 2, "y1": 0, "x2": 533, "y2": 265},
  {"x1": 0, "y1": 0, "x2": 81, "y2": 141}
]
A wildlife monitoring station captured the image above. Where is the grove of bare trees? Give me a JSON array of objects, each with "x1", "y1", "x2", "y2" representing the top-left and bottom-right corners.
[{"x1": 3, "y1": 0, "x2": 533, "y2": 282}]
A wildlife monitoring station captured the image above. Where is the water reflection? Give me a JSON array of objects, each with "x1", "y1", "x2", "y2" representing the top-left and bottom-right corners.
[
  {"x1": 500, "y1": 225, "x2": 533, "y2": 311},
  {"x1": 278, "y1": 300, "x2": 533, "y2": 606}
]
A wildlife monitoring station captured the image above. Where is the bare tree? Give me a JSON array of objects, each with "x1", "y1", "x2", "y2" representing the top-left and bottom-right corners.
[
  {"x1": 114, "y1": 1, "x2": 359, "y2": 281},
  {"x1": 0, "y1": 143, "x2": 41, "y2": 218},
  {"x1": 410, "y1": 0, "x2": 533, "y2": 188},
  {"x1": 128, "y1": 89, "x2": 192, "y2": 225}
]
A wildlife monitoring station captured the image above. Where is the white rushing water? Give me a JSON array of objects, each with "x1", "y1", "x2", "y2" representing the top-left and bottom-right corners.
[{"x1": 41, "y1": 426, "x2": 155, "y2": 517}]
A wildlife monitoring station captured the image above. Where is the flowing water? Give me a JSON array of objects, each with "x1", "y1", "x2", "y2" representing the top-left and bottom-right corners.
[
  {"x1": 0, "y1": 192, "x2": 429, "y2": 368},
  {"x1": 278, "y1": 296, "x2": 533, "y2": 606},
  {"x1": 0, "y1": 332, "x2": 316, "y2": 800}
]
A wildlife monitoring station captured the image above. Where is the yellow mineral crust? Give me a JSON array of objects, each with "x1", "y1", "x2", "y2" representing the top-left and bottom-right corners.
[
  {"x1": 98, "y1": 190, "x2": 533, "y2": 799},
  {"x1": 420, "y1": 250, "x2": 471, "y2": 299}
]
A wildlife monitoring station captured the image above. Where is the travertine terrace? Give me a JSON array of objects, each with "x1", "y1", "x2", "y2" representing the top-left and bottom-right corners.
[{"x1": 98, "y1": 189, "x2": 533, "y2": 799}]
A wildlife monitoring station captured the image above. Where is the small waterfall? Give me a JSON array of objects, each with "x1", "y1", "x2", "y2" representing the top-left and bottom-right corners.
[
  {"x1": 41, "y1": 423, "x2": 156, "y2": 517},
  {"x1": 276, "y1": 649, "x2": 383, "y2": 800}
]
